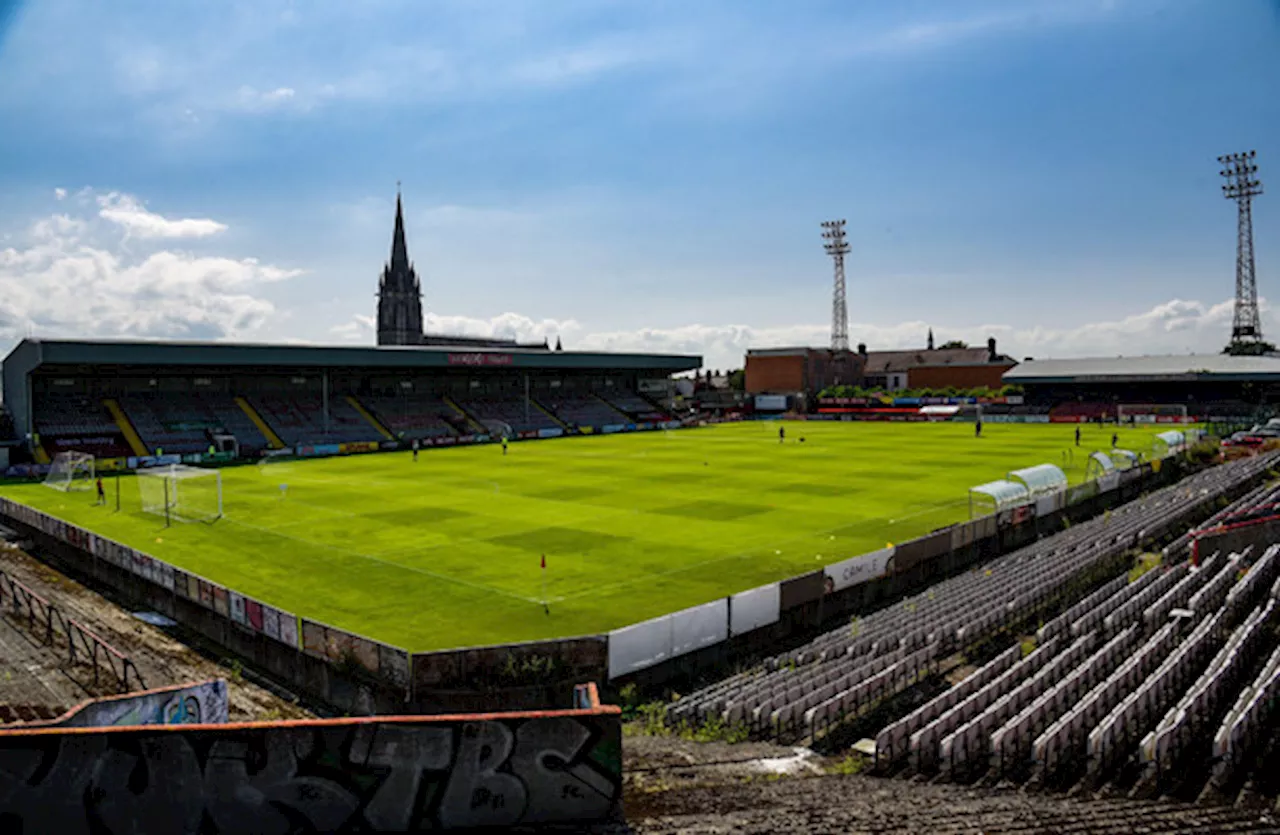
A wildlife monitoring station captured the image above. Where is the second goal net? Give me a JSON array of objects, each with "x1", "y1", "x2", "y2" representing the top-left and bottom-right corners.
[
  {"x1": 137, "y1": 464, "x2": 223, "y2": 523},
  {"x1": 44, "y1": 451, "x2": 95, "y2": 492},
  {"x1": 1117, "y1": 404, "x2": 1190, "y2": 424}
]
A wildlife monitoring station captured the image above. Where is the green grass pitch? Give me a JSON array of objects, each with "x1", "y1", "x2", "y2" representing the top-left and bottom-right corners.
[{"x1": 1, "y1": 421, "x2": 1177, "y2": 651}]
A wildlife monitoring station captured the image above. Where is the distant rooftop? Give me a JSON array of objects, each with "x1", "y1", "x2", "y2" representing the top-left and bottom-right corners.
[{"x1": 1005, "y1": 353, "x2": 1280, "y2": 383}]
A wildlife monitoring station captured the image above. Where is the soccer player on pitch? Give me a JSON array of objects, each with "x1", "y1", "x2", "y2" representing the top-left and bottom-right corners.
[
  {"x1": 502, "y1": 435, "x2": 509, "y2": 456},
  {"x1": 95, "y1": 476, "x2": 106, "y2": 506},
  {"x1": 412, "y1": 438, "x2": 419, "y2": 461}
]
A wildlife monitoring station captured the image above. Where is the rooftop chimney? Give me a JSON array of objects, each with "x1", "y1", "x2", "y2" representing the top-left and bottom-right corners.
[
  {"x1": 987, "y1": 337, "x2": 997, "y2": 362},
  {"x1": 857, "y1": 342, "x2": 867, "y2": 356}
]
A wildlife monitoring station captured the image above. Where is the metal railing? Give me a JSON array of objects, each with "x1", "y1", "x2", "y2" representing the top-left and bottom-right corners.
[{"x1": 0, "y1": 568, "x2": 145, "y2": 694}]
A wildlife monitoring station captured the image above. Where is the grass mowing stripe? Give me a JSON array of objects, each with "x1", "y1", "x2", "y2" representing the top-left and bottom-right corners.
[{"x1": 1, "y1": 421, "x2": 1179, "y2": 650}]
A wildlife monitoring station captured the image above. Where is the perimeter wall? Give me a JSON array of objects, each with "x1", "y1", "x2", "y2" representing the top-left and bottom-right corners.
[{"x1": 0, "y1": 683, "x2": 622, "y2": 832}]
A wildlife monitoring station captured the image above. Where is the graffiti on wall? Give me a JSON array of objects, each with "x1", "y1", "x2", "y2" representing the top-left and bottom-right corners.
[
  {"x1": 0, "y1": 712, "x2": 621, "y2": 832},
  {"x1": 51, "y1": 679, "x2": 230, "y2": 729}
]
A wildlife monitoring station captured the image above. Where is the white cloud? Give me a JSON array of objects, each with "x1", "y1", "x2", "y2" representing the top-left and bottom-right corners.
[
  {"x1": 330, "y1": 314, "x2": 376, "y2": 341},
  {"x1": 95, "y1": 192, "x2": 228, "y2": 239},
  {"x1": 322, "y1": 297, "x2": 1255, "y2": 371},
  {"x1": 53, "y1": 188, "x2": 67, "y2": 201},
  {"x1": 0, "y1": 194, "x2": 300, "y2": 345},
  {"x1": 231, "y1": 85, "x2": 299, "y2": 113}
]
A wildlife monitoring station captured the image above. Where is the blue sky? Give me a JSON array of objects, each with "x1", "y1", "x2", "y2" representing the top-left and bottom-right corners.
[{"x1": 0, "y1": 0, "x2": 1278, "y2": 369}]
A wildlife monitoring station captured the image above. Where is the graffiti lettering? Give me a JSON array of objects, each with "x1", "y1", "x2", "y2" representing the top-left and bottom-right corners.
[
  {"x1": 203, "y1": 730, "x2": 359, "y2": 833},
  {"x1": 0, "y1": 714, "x2": 621, "y2": 831},
  {"x1": 349, "y1": 724, "x2": 452, "y2": 830},
  {"x1": 438, "y1": 720, "x2": 525, "y2": 827}
]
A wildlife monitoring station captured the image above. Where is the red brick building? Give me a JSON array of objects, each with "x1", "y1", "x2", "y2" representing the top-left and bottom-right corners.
[
  {"x1": 864, "y1": 339, "x2": 1017, "y2": 391},
  {"x1": 744, "y1": 348, "x2": 863, "y2": 396},
  {"x1": 745, "y1": 337, "x2": 1016, "y2": 397}
]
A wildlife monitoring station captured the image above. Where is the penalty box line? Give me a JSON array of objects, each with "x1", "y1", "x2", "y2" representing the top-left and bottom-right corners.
[{"x1": 219, "y1": 514, "x2": 546, "y2": 606}]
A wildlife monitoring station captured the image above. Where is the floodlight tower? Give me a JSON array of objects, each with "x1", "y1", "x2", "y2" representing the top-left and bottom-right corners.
[
  {"x1": 1219, "y1": 150, "x2": 1264, "y2": 345},
  {"x1": 821, "y1": 219, "x2": 851, "y2": 352}
]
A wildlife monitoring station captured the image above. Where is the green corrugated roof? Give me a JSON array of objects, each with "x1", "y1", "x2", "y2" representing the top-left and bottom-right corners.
[{"x1": 5, "y1": 338, "x2": 701, "y2": 373}]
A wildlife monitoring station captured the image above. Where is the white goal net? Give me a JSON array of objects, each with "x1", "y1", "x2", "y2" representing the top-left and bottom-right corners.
[
  {"x1": 481, "y1": 419, "x2": 514, "y2": 440},
  {"x1": 1117, "y1": 403, "x2": 1190, "y2": 424},
  {"x1": 137, "y1": 464, "x2": 223, "y2": 523},
  {"x1": 44, "y1": 451, "x2": 95, "y2": 492}
]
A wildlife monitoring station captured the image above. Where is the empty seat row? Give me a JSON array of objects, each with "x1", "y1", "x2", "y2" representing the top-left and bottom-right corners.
[
  {"x1": 991, "y1": 626, "x2": 1139, "y2": 775},
  {"x1": 929, "y1": 635, "x2": 1094, "y2": 778},
  {"x1": 1139, "y1": 602, "x2": 1273, "y2": 780},
  {"x1": 666, "y1": 452, "x2": 1280, "y2": 735},
  {"x1": 1035, "y1": 622, "x2": 1179, "y2": 780}
]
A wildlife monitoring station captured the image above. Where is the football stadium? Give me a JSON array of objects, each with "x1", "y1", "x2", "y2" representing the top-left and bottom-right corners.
[{"x1": 3, "y1": 174, "x2": 1280, "y2": 831}]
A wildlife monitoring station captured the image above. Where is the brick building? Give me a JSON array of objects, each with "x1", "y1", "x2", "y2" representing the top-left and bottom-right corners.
[
  {"x1": 864, "y1": 338, "x2": 1017, "y2": 391},
  {"x1": 744, "y1": 348, "x2": 864, "y2": 396},
  {"x1": 745, "y1": 337, "x2": 1015, "y2": 398}
]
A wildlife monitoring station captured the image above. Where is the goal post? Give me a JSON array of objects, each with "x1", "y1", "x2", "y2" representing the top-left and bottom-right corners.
[
  {"x1": 44, "y1": 451, "x2": 95, "y2": 492},
  {"x1": 481, "y1": 419, "x2": 514, "y2": 440},
  {"x1": 137, "y1": 464, "x2": 223, "y2": 523},
  {"x1": 1117, "y1": 404, "x2": 1190, "y2": 424}
]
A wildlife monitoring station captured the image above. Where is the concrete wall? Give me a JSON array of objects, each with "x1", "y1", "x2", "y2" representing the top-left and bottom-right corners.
[
  {"x1": 33, "y1": 679, "x2": 230, "y2": 728},
  {"x1": 411, "y1": 636, "x2": 608, "y2": 713},
  {"x1": 0, "y1": 688, "x2": 622, "y2": 832}
]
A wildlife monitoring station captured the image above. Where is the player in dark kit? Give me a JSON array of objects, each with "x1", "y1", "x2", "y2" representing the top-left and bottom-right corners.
[
  {"x1": 96, "y1": 477, "x2": 105, "y2": 506},
  {"x1": 1075, "y1": 426, "x2": 1081, "y2": 446},
  {"x1": 779, "y1": 426, "x2": 785, "y2": 443}
]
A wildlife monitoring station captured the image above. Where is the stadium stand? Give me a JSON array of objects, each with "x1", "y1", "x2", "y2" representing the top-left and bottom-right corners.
[
  {"x1": 453, "y1": 396, "x2": 562, "y2": 434},
  {"x1": 360, "y1": 393, "x2": 459, "y2": 440},
  {"x1": 249, "y1": 395, "x2": 380, "y2": 446},
  {"x1": 203, "y1": 396, "x2": 271, "y2": 453},
  {"x1": 32, "y1": 394, "x2": 134, "y2": 458},
  {"x1": 544, "y1": 396, "x2": 625, "y2": 428},
  {"x1": 605, "y1": 389, "x2": 669, "y2": 422},
  {"x1": 765, "y1": 470, "x2": 1280, "y2": 804},
  {"x1": 116, "y1": 392, "x2": 261, "y2": 455},
  {"x1": 666, "y1": 452, "x2": 1280, "y2": 782}
]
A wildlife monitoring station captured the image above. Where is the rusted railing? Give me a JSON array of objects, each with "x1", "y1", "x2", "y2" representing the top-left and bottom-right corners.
[{"x1": 0, "y1": 569, "x2": 145, "y2": 693}]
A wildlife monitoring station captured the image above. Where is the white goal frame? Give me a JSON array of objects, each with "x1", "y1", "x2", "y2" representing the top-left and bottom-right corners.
[
  {"x1": 137, "y1": 464, "x2": 223, "y2": 524},
  {"x1": 481, "y1": 419, "x2": 514, "y2": 440},
  {"x1": 44, "y1": 451, "x2": 95, "y2": 492},
  {"x1": 1117, "y1": 403, "x2": 1189, "y2": 424}
]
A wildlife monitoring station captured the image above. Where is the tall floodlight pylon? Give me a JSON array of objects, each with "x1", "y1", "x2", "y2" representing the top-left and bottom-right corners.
[
  {"x1": 822, "y1": 219, "x2": 851, "y2": 352},
  {"x1": 1219, "y1": 150, "x2": 1264, "y2": 345}
]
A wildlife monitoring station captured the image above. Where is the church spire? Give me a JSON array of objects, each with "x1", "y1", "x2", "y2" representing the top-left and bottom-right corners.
[
  {"x1": 927, "y1": 328, "x2": 935, "y2": 351},
  {"x1": 377, "y1": 183, "x2": 424, "y2": 346},
  {"x1": 390, "y1": 184, "x2": 410, "y2": 274}
]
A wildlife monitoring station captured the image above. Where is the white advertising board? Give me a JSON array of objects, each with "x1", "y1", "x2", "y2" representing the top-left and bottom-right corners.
[
  {"x1": 669, "y1": 598, "x2": 729, "y2": 659},
  {"x1": 607, "y1": 615, "x2": 672, "y2": 680},
  {"x1": 824, "y1": 547, "x2": 894, "y2": 593},
  {"x1": 729, "y1": 583, "x2": 781, "y2": 635}
]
